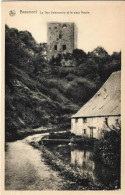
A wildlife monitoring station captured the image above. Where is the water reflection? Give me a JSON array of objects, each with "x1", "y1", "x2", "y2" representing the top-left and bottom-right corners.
[
  {"x1": 71, "y1": 149, "x2": 95, "y2": 178},
  {"x1": 70, "y1": 147, "x2": 119, "y2": 187}
]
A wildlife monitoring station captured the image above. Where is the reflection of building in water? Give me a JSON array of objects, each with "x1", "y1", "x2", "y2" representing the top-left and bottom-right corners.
[
  {"x1": 71, "y1": 148, "x2": 119, "y2": 186},
  {"x1": 71, "y1": 149, "x2": 95, "y2": 178}
]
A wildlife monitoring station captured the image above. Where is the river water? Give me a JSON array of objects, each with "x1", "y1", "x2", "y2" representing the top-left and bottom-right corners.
[
  {"x1": 5, "y1": 134, "x2": 120, "y2": 190},
  {"x1": 47, "y1": 144, "x2": 120, "y2": 189}
]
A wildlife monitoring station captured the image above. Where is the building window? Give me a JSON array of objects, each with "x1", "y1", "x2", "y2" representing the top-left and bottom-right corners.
[
  {"x1": 62, "y1": 24, "x2": 67, "y2": 29},
  {"x1": 75, "y1": 118, "x2": 78, "y2": 123},
  {"x1": 54, "y1": 26, "x2": 57, "y2": 29},
  {"x1": 54, "y1": 45, "x2": 57, "y2": 50},
  {"x1": 104, "y1": 117, "x2": 108, "y2": 125},
  {"x1": 83, "y1": 117, "x2": 87, "y2": 123},
  {"x1": 115, "y1": 119, "x2": 119, "y2": 124},
  {"x1": 59, "y1": 34, "x2": 62, "y2": 39},
  {"x1": 63, "y1": 45, "x2": 66, "y2": 50},
  {"x1": 83, "y1": 129, "x2": 86, "y2": 134}
]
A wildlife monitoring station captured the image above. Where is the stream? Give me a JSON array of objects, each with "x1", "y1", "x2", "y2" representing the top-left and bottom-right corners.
[{"x1": 5, "y1": 133, "x2": 120, "y2": 190}]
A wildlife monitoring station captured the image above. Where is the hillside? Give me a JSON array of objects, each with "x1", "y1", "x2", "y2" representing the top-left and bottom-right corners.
[{"x1": 5, "y1": 25, "x2": 121, "y2": 141}]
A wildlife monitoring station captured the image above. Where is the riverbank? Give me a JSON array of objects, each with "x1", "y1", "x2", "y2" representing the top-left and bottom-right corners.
[
  {"x1": 5, "y1": 131, "x2": 120, "y2": 190},
  {"x1": 30, "y1": 142, "x2": 100, "y2": 190},
  {"x1": 29, "y1": 140, "x2": 119, "y2": 189}
]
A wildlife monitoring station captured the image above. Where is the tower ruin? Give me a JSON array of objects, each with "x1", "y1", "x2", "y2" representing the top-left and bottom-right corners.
[{"x1": 47, "y1": 22, "x2": 77, "y2": 60}]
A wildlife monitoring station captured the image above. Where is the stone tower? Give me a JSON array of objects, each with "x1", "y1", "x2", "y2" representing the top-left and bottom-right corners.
[{"x1": 47, "y1": 22, "x2": 77, "y2": 60}]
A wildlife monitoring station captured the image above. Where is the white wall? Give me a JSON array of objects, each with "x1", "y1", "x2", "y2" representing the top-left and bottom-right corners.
[{"x1": 71, "y1": 116, "x2": 121, "y2": 139}]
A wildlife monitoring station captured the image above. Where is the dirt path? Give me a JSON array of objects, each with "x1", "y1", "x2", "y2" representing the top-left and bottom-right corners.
[{"x1": 5, "y1": 135, "x2": 67, "y2": 190}]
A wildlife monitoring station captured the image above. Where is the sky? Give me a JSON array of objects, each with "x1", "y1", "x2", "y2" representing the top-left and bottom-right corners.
[{"x1": 4, "y1": 2, "x2": 122, "y2": 54}]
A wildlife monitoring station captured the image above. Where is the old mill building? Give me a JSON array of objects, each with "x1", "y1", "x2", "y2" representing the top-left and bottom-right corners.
[
  {"x1": 47, "y1": 22, "x2": 77, "y2": 60},
  {"x1": 71, "y1": 71, "x2": 121, "y2": 139}
]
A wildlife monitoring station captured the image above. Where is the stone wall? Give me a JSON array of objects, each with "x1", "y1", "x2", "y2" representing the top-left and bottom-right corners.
[{"x1": 47, "y1": 22, "x2": 77, "y2": 60}]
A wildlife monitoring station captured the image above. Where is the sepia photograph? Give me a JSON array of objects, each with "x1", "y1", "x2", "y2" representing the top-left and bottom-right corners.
[{"x1": 1, "y1": 1, "x2": 125, "y2": 193}]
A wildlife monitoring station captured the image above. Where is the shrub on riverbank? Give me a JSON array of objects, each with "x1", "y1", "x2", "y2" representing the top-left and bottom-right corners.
[{"x1": 93, "y1": 129, "x2": 121, "y2": 169}]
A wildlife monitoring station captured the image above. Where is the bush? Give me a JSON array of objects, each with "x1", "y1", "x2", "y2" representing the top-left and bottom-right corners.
[{"x1": 94, "y1": 130, "x2": 121, "y2": 169}]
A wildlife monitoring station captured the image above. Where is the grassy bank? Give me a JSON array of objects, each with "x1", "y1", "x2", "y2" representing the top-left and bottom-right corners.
[
  {"x1": 29, "y1": 130, "x2": 120, "y2": 190},
  {"x1": 30, "y1": 141, "x2": 119, "y2": 190},
  {"x1": 33, "y1": 144, "x2": 101, "y2": 190}
]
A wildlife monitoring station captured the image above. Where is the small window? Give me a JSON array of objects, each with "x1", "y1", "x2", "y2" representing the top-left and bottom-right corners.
[
  {"x1": 59, "y1": 34, "x2": 62, "y2": 39},
  {"x1": 54, "y1": 26, "x2": 57, "y2": 29},
  {"x1": 75, "y1": 118, "x2": 78, "y2": 123},
  {"x1": 63, "y1": 45, "x2": 66, "y2": 50},
  {"x1": 105, "y1": 117, "x2": 108, "y2": 124},
  {"x1": 63, "y1": 24, "x2": 67, "y2": 29},
  {"x1": 115, "y1": 119, "x2": 119, "y2": 124},
  {"x1": 83, "y1": 117, "x2": 87, "y2": 123},
  {"x1": 54, "y1": 45, "x2": 57, "y2": 50},
  {"x1": 83, "y1": 129, "x2": 86, "y2": 134}
]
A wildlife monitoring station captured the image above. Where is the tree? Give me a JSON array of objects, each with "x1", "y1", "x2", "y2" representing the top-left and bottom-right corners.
[
  {"x1": 88, "y1": 47, "x2": 110, "y2": 81},
  {"x1": 72, "y1": 49, "x2": 87, "y2": 65}
]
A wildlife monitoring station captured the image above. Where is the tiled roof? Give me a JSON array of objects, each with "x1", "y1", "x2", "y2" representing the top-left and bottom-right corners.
[{"x1": 72, "y1": 71, "x2": 121, "y2": 118}]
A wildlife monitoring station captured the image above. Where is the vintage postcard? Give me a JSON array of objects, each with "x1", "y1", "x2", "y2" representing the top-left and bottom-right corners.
[{"x1": 1, "y1": 1, "x2": 125, "y2": 195}]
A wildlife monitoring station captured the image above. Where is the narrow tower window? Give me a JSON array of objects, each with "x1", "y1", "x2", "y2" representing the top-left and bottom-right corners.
[
  {"x1": 63, "y1": 45, "x2": 66, "y2": 50},
  {"x1": 54, "y1": 45, "x2": 57, "y2": 50},
  {"x1": 59, "y1": 34, "x2": 62, "y2": 39}
]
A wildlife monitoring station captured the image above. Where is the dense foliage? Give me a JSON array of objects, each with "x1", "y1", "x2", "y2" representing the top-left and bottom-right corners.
[
  {"x1": 5, "y1": 25, "x2": 121, "y2": 141},
  {"x1": 94, "y1": 130, "x2": 121, "y2": 169}
]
